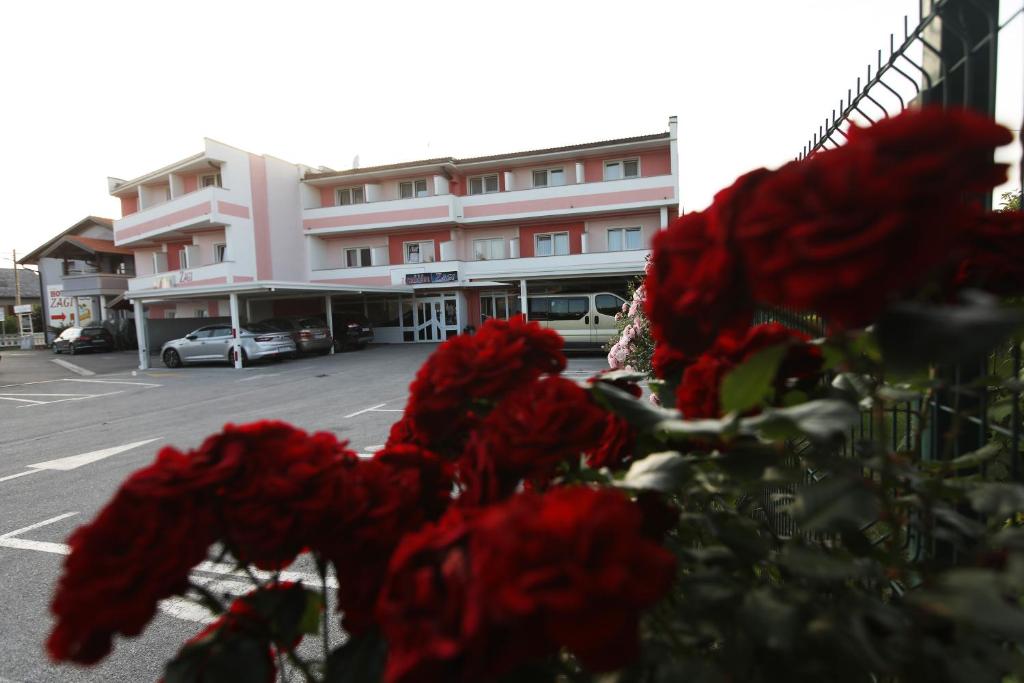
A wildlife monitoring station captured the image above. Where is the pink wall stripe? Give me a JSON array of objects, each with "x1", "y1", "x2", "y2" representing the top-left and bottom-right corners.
[
  {"x1": 303, "y1": 205, "x2": 449, "y2": 230},
  {"x1": 233, "y1": 275, "x2": 255, "y2": 283},
  {"x1": 217, "y1": 201, "x2": 251, "y2": 219},
  {"x1": 249, "y1": 154, "x2": 273, "y2": 280},
  {"x1": 461, "y1": 186, "x2": 676, "y2": 219},
  {"x1": 115, "y1": 201, "x2": 212, "y2": 241},
  {"x1": 174, "y1": 276, "x2": 229, "y2": 288}
]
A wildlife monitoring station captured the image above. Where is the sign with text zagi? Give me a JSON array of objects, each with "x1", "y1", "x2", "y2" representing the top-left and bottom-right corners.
[{"x1": 405, "y1": 271, "x2": 458, "y2": 285}]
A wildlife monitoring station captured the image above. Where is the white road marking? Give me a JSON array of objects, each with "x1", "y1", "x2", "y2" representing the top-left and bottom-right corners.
[
  {"x1": 364, "y1": 445, "x2": 385, "y2": 453},
  {"x1": 237, "y1": 373, "x2": 282, "y2": 382},
  {"x1": 0, "y1": 512, "x2": 338, "y2": 624},
  {"x1": 28, "y1": 438, "x2": 161, "y2": 471},
  {"x1": 0, "y1": 397, "x2": 47, "y2": 405},
  {"x1": 50, "y1": 359, "x2": 95, "y2": 376},
  {"x1": 370, "y1": 409, "x2": 404, "y2": 413},
  {"x1": 17, "y1": 390, "x2": 125, "y2": 408},
  {"x1": 0, "y1": 470, "x2": 42, "y2": 483},
  {"x1": 344, "y1": 403, "x2": 387, "y2": 418},
  {"x1": 62, "y1": 378, "x2": 162, "y2": 387}
]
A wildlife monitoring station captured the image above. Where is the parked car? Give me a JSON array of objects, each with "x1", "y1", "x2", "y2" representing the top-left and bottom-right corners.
[
  {"x1": 257, "y1": 316, "x2": 333, "y2": 355},
  {"x1": 333, "y1": 313, "x2": 374, "y2": 351},
  {"x1": 161, "y1": 324, "x2": 296, "y2": 368},
  {"x1": 525, "y1": 292, "x2": 628, "y2": 348},
  {"x1": 52, "y1": 326, "x2": 115, "y2": 355}
]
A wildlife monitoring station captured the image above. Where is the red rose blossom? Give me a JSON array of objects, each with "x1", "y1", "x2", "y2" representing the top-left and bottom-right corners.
[
  {"x1": 377, "y1": 487, "x2": 676, "y2": 683},
  {"x1": 676, "y1": 323, "x2": 823, "y2": 418},
  {"x1": 953, "y1": 210, "x2": 1024, "y2": 296}
]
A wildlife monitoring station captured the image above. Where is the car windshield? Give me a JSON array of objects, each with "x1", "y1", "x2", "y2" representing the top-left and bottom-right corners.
[
  {"x1": 246, "y1": 323, "x2": 277, "y2": 333},
  {"x1": 259, "y1": 319, "x2": 294, "y2": 331},
  {"x1": 59, "y1": 328, "x2": 81, "y2": 339},
  {"x1": 298, "y1": 318, "x2": 325, "y2": 328}
]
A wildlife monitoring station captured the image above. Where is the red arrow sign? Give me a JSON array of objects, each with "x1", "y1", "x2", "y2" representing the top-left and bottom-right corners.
[{"x1": 51, "y1": 313, "x2": 66, "y2": 320}]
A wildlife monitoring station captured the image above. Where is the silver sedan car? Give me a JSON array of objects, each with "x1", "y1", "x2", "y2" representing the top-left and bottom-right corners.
[{"x1": 161, "y1": 323, "x2": 297, "y2": 368}]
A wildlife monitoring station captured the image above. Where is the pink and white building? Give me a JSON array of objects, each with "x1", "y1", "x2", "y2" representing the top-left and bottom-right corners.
[{"x1": 112, "y1": 118, "x2": 679, "y2": 368}]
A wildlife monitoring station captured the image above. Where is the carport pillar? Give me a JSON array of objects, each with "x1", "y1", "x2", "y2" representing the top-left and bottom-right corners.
[
  {"x1": 324, "y1": 295, "x2": 335, "y2": 354},
  {"x1": 133, "y1": 299, "x2": 150, "y2": 370},
  {"x1": 229, "y1": 293, "x2": 243, "y2": 369},
  {"x1": 99, "y1": 295, "x2": 108, "y2": 322},
  {"x1": 520, "y1": 279, "x2": 528, "y2": 321}
]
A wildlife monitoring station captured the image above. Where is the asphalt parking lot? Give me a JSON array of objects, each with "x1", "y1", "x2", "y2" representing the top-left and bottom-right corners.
[{"x1": 0, "y1": 343, "x2": 608, "y2": 682}]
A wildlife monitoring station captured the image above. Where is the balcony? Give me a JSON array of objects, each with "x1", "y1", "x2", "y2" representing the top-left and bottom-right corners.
[
  {"x1": 62, "y1": 273, "x2": 131, "y2": 296},
  {"x1": 127, "y1": 261, "x2": 236, "y2": 293},
  {"x1": 458, "y1": 175, "x2": 675, "y2": 224},
  {"x1": 302, "y1": 194, "x2": 457, "y2": 235},
  {"x1": 114, "y1": 187, "x2": 248, "y2": 247},
  {"x1": 463, "y1": 248, "x2": 650, "y2": 279}
]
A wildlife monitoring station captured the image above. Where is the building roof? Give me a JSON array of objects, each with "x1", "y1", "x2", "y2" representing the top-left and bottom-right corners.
[
  {"x1": 18, "y1": 216, "x2": 116, "y2": 264},
  {"x1": 0, "y1": 268, "x2": 41, "y2": 300},
  {"x1": 303, "y1": 132, "x2": 671, "y2": 181},
  {"x1": 64, "y1": 235, "x2": 134, "y2": 255}
]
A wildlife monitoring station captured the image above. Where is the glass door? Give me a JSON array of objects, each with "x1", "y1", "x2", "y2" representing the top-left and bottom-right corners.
[{"x1": 415, "y1": 297, "x2": 445, "y2": 341}]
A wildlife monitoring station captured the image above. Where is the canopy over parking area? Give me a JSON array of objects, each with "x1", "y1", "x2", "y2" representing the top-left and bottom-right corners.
[{"x1": 127, "y1": 280, "x2": 413, "y2": 369}]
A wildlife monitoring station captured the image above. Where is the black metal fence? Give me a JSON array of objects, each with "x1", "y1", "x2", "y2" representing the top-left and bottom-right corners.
[{"x1": 757, "y1": 0, "x2": 1023, "y2": 543}]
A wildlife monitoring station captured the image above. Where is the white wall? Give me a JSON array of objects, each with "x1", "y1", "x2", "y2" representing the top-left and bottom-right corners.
[
  {"x1": 265, "y1": 154, "x2": 308, "y2": 282},
  {"x1": 205, "y1": 139, "x2": 258, "y2": 279},
  {"x1": 455, "y1": 225, "x2": 519, "y2": 261},
  {"x1": 192, "y1": 229, "x2": 227, "y2": 267}
]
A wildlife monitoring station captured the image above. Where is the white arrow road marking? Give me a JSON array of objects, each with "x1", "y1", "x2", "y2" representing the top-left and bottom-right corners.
[
  {"x1": 0, "y1": 512, "x2": 338, "y2": 624},
  {"x1": 28, "y1": 438, "x2": 161, "y2": 471}
]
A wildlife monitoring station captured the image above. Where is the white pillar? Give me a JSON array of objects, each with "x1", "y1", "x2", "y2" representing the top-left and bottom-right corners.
[
  {"x1": 229, "y1": 293, "x2": 242, "y2": 369},
  {"x1": 245, "y1": 298, "x2": 252, "y2": 323},
  {"x1": 575, "y1": 162, "x2": 585, "y2": 184},
  {"x1": 581, "y1": 233, "x2": 589, "y2": 254},
  {"x1": 72, "y1": 296, "x2": 79, "y2": 326},
  {"x1": 520, "y1": 279, "x2": 528, "y2": 321},
  {"x1": 503, "y1": 171, "x2": 515, "y2": 192},
  {"x1": 324, "y1": 295, "x2": 335, "y2": 354},
  {"x1": 99, "y1": 295, "x2": 108, "y2": 322},
  {"x1": 660, "y1": 206, "x2": 669, "y2": 230},
  {"x1": 133, "y1": 299, "x2": 149, "y2": 369}
]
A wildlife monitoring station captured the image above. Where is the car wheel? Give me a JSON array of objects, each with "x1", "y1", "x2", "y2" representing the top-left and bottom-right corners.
[
  {"x1": 52, "y1": 346, "x2": 59, "y2": 354},
  {"x1": 318, "y1": 347, "x2": 331, "y2": 356},
  {"x1": 69, "y1": 345, "x2": 76, "y2": 356},
  {"x1": 163, "y1": 349, "x2": 182, "y2": 368}
]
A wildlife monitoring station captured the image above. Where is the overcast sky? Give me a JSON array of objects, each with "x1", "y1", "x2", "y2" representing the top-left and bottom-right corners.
[{"x1": 1, "y1": 0, "x2": 1020, "y2": 264}]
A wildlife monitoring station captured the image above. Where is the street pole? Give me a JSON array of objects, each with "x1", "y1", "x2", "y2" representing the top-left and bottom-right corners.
[{"x1": 13, "y1": 250, "x2": 21, "y2": 305}]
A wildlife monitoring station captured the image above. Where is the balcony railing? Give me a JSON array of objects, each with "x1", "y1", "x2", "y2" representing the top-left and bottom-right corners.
[
  {"x1": 303, "y1": 194, "x2": 457, "y2": 234},
  {"x1": 127, "y1": 261, "x2": 236, "y2": 292},
  {"x1": 114, "y1": 187, "x2": 243, "y2": 246},
  {"x1": 62, "y1": 273, "x2": 131, "y2": 296}
]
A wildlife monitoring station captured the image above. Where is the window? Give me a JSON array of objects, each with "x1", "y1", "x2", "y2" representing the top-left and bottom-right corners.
[
  {"x1": 165, "y1": 311, "x2": 176, "y2": 319},
  {"x1": 345, "y1": 247, "x2": 372, "y2": 268},
  {"x1": 214, "y1": 244, "x2": 227, "y2": 263},
  {"x1": 399, "y1": 179, "x2": 429, "y2": 199},
  {"x1": 468, "y1": 174, "x2": 499, "y2": 195},
  {"x1": 535, "y1": 232, "x2": 569, "y2": 257},
  {"x1": 404, "y1": 240, "x2": 435, "y2": 264},
  {"x1": 596, "y1": 294, "x2": 626, "y2": 316},
  {"x1": 608, "y1": 227, "x2": 643, "y2": 251},
  {"x1": 200, "y1": 173, "x2": 222, "y2": 188},
  {"x1": 336, "y1": 186, "x2": 365, "y2": 206},
  {"x1": 528, "y1": 297, "x2": 588, "y2": 321},
  {"x1": 473, "y1": 238, "x2": 504, "y2": 261},
  {"x1": 178, "y1": 248, "x2": 190, "y2": 269},
  {"x1": 196, "y1": 310, "x2": 208, "y2": 319},
  {"x1": 532, "y1": 168, "x2": 566, "y2": 188},
  {"x1": 603, "y1": 158, "x2": 640, "y2": 180}
]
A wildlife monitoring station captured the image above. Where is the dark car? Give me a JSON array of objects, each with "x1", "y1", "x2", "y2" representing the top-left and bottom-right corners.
[
  {"x1": 257, "y1": 317, "x2": 333, "y2": 355},
  {"x1": 52, "y1": 326, "x2": 115, "y2": 355},
  {"x1": 333, "y1": 313, "x2": 374, "y2": 351}
]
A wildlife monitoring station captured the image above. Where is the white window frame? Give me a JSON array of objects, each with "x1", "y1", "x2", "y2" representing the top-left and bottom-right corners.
[
  {"x1": 468, "y1": 174, "x2": 500, "y2": 195},
  {"x1": 473, "y1": 237, "x2": 504, "y2": 261},
  {"x1": 603, "y1": 158, "x2": 641, "y2": 181},
  {"x1": 200, "y1": 172, "x2": 222, "y2": 189},
  {"x1": 534, "y1": 231, "x2": 570, "y2": 257},
  {"x1": 403, "y1": 240, "x2": 435, "y2": 264},
  {"x1": 531, "y1": 167, "x2": 566, "y2": 188},
  {"x1": 607, "y1": 227, "x2": 643, "y2": 251},
  {"x1": 336, "y1": 186, "x2": 365, "y2": 206},
  {"x1": 214, "y1": 243, "x2": 227, "y2": 263},
  {"x1": 345, "y1": 246, "x2": 372, "y2": 268},
  {"x1": 178, "y1": 247, "x2": 190, "y2": 270},
  {"x1": 399, "y1": 179, "x2": 429, "y2": 199},
  {"x1": 195, "y1": 309, "x2": 207, "y2": 318}
]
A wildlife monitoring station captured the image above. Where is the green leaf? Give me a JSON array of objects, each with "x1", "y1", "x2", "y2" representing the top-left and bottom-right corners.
[
  {"x1": 788, "y1": 475, "x2": 880, "y2": 531},
  {"x1": 620, "y1": 451, "x2": 688, "y2": 492},
  {"x1": 590, "y1": 381, "x2": 679, "y2": 432},
  {"x1": 243, "y1": 583, "x2": 320, "y2": 647},
  {"x1": 164, "y1": 633, "x2": 274, "y2": 683},
  {"x1": 744, "y1": 399, "x2": 859, "y2": 442},
  {"x1": 921, "y1": 441, "x2": 1003, "y2": 473},
  {"x1": 325, "y1": 632, "x2": 388, "y2": 683},
  {"x1": 720, "y1": 344, "x2": 788, "y2": 415},
  {"x1": 777, "y1": 544, "x2": 874, "y2": 582},
  {"x1": 907, "y1": 569, "x2": 1024, "y2": 640}
]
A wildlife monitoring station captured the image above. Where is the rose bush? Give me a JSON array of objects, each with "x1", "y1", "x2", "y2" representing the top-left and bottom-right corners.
[{"x1": 46, "y1": 107, "x2": 1024, "y2": 682}]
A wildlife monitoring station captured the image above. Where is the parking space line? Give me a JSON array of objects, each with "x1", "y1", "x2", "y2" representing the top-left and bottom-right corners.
[
  {"x1": 62, "y1": 378, "x2": 162, "y2": 387},
  {"x1": 344, "y1": 403, "x2": 387, "y2": 418},
  {"x1": 0, "y1": 512, "x2": 79, "y2": 541},
  {"x1": 237, "y1": 373, "x2": 282, "y2": 382},
  {"x1": 17, "y1": 390, "x2": 125, "y2": 409},
  {"x1": 0, "y1": 397, "x2": 47, "y2": 405},
  {"x1": 0, "y1": 470, "x2": 42, "y2": 483},
  {"x1": 50, "y1": 359, "x2": 95, "y2": 376}
]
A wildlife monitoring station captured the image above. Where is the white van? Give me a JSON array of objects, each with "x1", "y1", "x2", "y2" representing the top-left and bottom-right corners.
[{"x1": 527, "y1": 292, "x2": 627, "y2": 347}]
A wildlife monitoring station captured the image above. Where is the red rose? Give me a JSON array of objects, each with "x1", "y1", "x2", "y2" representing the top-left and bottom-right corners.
[
  {"x1": 322, "y1": 443, "x2": 454, "y2": 635},
  {"x1": 677, "y1": 323, "x2": 823, "y2": 418},
  {"x1": 377, "y1": 488, "x2": 676, "y2": 683},
  {"x1": 734, "y1": 108, "x2": 1012, "y2": 328},
  {"x1": 48, "y1": 447, "x2": 218, "y2": 664},
  {"x1": 651, "y1": 343, "x2": 691, "y2": 382},
  {"x1": 586, "y1": 413, "x2": 637, "y2": 470},
  {"x1": 953, "y1": 210, "x2": 1024, "y2": 296},
  {"x1": 457, "y1": 376, "x2": 608, "y2": 505},
  {"x1": 646, "y1": 210, "x2": 754, "y2": 357},
  {"x1": 398, "y1": 316, "x2": 566, "y2": 455}
]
